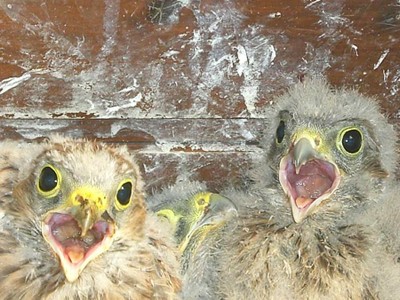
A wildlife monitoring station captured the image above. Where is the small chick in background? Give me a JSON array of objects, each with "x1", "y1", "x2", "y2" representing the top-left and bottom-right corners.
[
  {"x1": 0, "y1": 136, "x2": 181, "y2": 299},
  {"x1": 149, "y1": 181, "x2": 237, "y2": 300},
  {"x1": 217, "y1": 78, "x2": 400, "y2": 299}
]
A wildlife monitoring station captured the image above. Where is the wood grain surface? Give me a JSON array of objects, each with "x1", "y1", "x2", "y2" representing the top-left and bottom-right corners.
[{"x1": 0, "y1": 0, "x2": 399, "y2": 192}]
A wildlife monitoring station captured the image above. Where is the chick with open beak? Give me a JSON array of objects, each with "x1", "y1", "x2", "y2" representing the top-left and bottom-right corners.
[
  {"x1": 42, "y1": 185, "x2": 116, "y2": 282},
  {"x1": 0, "y1": 137, "x2": 182, "y2": 299},
  {"x1": 279, "y1": 130, "x2": 341, "y2": 223}
]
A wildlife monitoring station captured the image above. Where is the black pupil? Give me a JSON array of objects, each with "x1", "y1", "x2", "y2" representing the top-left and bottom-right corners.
[
  {"x1": 39, "y1": 167, "x2": 58, "y2": 192},
  {"x1": 342, "y1": 129, "x2": 362, "y2": 153},
  {"x1": 276, "y1": 120, "x2": 285, "y2": 143},
  {"x1": 117, "y1": 182, "x2": 132, "y2": 206}
]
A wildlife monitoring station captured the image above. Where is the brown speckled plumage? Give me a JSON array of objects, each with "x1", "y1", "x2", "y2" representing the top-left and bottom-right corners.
[{"x1": 0, "y1": 137, "x2": 181, "y2": 299}]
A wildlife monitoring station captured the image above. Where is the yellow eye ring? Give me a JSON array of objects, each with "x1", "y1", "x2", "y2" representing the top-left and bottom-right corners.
[
  {"x1": 36, "y1": 164, "x2": 62, "y2": 198},
  {"x1": 337, "y1": 126, "x2": 364, "y2": 156},
  {"x1": 115, "y1": 179, "x2": 133, "y2": 211}
]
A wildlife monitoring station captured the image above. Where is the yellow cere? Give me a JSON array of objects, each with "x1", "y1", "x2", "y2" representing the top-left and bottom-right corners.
[
  {"x1": 292, "y1": 128, "x2": 330, "y2": 156},
  {"x1": 69, "y1": 185, "x2": 108, "y2": 211}
]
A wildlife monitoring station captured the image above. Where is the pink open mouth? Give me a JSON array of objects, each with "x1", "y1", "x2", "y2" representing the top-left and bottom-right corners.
[
  {"x1": 42, "y1": 213, "x2": 115, "y2": 282},
  {"x1": 279, "y1": 155, "x2": 341, "y2": 222}
]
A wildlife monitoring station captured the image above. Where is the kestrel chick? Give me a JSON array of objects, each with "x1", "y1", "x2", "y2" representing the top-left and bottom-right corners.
[
  {"x1": 150, "y1": 181, "x2": 237, "y2": 299},
  {"x1": 0, "y1": 137, "x2": 181, "y2": 299},
  {"x1": 219, "y1": 78, "x2": 398, "y2": 299}
]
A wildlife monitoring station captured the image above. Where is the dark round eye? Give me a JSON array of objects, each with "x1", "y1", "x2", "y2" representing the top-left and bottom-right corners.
[
  {"x1": 341, "y1": 129, "x2": 363, "y2": 154},
  {"x1": 276, "y1": 120, "x2": 285, "y2": 143},
  {"x1": 38, "y1": 166, "x2": 59, "y2": 192},
  {"x1": 197, "y1": 197, "x2": 205, "y2": 206},
  {"x1": 116, "y1": 181, "x2": 132, "y2": 206}
]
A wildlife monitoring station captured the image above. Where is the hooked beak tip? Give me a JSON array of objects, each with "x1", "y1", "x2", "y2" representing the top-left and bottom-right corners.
[
  {"x1": 74, "y1": 205, "x2": 98, "y2": 238},
  {"x1": 293, "y1": 137, "x2": 318, "y2": 172}
]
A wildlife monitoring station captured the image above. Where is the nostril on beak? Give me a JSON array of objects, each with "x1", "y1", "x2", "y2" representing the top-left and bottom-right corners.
[{"x1": 75, "y1": 195, "x2": 89, "y2": 207}]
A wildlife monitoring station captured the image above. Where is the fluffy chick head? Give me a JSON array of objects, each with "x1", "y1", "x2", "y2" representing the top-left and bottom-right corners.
[
  {"x1": 151, "y1": 182, "x2": 237, "y2": 254},
  {"x1": 257, "y1": 78, "x2": 398, "y2": 223},
  {"x1": 12, "y1": 136, "x2": 145, "y2": 282}
]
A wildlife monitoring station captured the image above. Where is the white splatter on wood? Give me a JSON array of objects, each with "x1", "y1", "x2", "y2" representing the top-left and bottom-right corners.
[
  {"x1": 99, "y1": 0, "x2": 120, "y2": 58},
  {"x1": 0, "y1": 72, "x2": 31, "y2": 95},
  {"x1": 235, "y1": 45, "x2": 248, "y2": 77},
  {"x1": 106, "y1": 92, "x2": 143, "y2": 115},
  {"x1": 235, "y1": 33, "x2": 276, "y2": 116},
  {"x1": 305, "y1": 0, "x2": 322, "y2": 9},
  {"x1": 351, "y1": 44, "x2": 359, "y2": 57},
  {"x1": 268, "y1": 12, "x2": 281, "y2": 18},
  {"x1": 374, "y1": 49, "x2": 390, "y2": 70}
]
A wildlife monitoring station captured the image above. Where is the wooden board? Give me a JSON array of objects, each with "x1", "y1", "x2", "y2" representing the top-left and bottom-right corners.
[{"x1": 0, "y1": 0, "x2": 399, "y2": 192}]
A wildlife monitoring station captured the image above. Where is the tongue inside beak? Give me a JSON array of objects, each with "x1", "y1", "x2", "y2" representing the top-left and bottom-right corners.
[
  {"x1": 291, "y1": 159, "x2": 337, "y2": 207},
  {"x1": 279, "y1": 155, "x2": 341, "y2": 223},
  {"x1": 42, "y1": 213, "x2": 115, "y2": 282}
]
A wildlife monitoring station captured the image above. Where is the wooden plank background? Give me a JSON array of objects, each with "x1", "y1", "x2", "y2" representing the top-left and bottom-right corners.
[{"x1": 0, "y1": 0, "x2": 399, "y2": 193}]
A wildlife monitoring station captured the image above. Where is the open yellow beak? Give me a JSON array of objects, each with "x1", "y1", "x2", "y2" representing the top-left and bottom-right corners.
[
  {"x1": 279, "y1": 131, "x2": 341, "y2": 223},
  {"x1": 42, "y1": 186, "x2": 115, "y2": 282}
]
